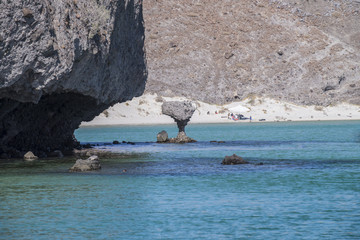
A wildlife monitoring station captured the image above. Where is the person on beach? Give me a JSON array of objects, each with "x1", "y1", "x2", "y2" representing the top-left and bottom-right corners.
[{"x1": 250, "y1": 116, "x2": 252, "y2": 122}]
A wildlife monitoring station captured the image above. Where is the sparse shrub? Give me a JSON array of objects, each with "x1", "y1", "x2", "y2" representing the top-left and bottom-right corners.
[
  {"x1": 284, "y1": 104, "x2": 292, "y2": 111},
  {"x1": 187, "y1": 12, "x2": 199, "y2": 17},
  {"x1": 314, "y1": 106, "x2": 323, "y2": 111}
]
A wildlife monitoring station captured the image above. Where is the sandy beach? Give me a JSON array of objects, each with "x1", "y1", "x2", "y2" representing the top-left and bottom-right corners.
[{"x1": 80, "y1": 94, "x2": 360, "y2": 126}]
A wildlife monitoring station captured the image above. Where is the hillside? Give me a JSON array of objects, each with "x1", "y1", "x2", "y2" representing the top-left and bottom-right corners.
[{"x1": 143, "y1": 0, "x2": 360, "y2": 105}]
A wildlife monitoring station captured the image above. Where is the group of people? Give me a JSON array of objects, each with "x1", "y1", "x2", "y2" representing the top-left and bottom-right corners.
[
  {"x1": 207, "y1": 110, "x2": 253, "y2": 122},
  {"x1": 228, "y1": 113, "x2": 252, "y2": 121}
]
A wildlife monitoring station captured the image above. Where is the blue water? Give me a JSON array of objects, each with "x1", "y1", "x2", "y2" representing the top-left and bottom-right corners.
[{"x1": 1, "y1": 121, "x2": 360, "y2": 239}]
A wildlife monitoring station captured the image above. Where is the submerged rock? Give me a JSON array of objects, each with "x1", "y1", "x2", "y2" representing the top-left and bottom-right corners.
[
  {"x1": 0, "y1": 0, "x2": 147, "y2": 158},
  {"x1": 157, "y1": 130, "x2": 169, "y2": 143},
  {"x1": 222, "y1": 154, "x2": 249, "y2": 165},
  {"x1": 24, "y1": 151, "x2": 38, "y2": 161},
  {"x1": 161, "y1": 101, "x2": 196, "y2": 143},
  {"x1": 69, "y1": 155, "x2": 101, "y2": 172}
]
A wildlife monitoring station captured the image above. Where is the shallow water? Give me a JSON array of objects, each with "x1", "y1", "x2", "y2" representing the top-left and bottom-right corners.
[{"x1": 1, "y1": 121, "x2": 360, "y2": 239}]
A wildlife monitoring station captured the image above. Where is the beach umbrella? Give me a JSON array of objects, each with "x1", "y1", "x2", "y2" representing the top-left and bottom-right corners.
[{"x1": 228, "y1": 105, "x2": 249, "y2": 113}]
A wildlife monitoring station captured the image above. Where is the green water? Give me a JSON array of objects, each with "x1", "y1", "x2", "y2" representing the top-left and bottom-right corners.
[{"x1": 1, "y1": 121, "x2": 360, "y2": 239}]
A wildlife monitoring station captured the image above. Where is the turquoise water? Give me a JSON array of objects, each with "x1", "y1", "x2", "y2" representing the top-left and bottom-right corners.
[{"x1": 1, "y1": 121, "x2": 360, "y2": 239}]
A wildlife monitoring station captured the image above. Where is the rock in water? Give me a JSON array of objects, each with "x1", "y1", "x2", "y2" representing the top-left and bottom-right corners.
[
  {"x1": 161, "y1": 101, "x2": 196, "y2": 143},
  {"x1": 157, "y1": 130, "x2": 169, "y2": 143},
  {"x1": 69, "y1": 155, "x2": 101, "y2": 172},
  {"x1": 24, "y1": 151, "x2": 38, "y2": 161},
  {"x1": 0, "y1": 0, "x2": 147, "y2": 158},
  {"x1": 222, "y1": 154, "x2": 249, "y2": 165},
  {"x1": 168, "y1": 131, "x2": 196, "y2": 143}
]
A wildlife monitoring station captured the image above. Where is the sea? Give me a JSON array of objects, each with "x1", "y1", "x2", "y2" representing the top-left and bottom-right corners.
[{"x1": 1, "y1": 121, "x2": 360, "y2": 239}]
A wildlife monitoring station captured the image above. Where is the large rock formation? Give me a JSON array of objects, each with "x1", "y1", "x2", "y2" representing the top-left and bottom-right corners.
[
  {"x1": 0, "y1": 0, "x2": 147, "y2": 158},
  {"x1": 161, "y1": 101, "x2": 196, "y2": 143},
  {"x1": 143, "y1": 0, "x2": 360, "y2": 106}
]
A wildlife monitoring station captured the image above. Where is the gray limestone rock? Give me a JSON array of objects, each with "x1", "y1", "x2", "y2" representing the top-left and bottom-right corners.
[
  {"x1": 69, "y1": 155, "x2": 101, "y2": 172},
  {"x1": 157, "y1": 130, "x2": 169, "y2": 143},
  {"x1": 162, "y1": 101, "x2": 196, "y2": 132},
  {"x1": 161, "y1": 101, "x2": 196, "y2": 143},
  {"x1": 0, "y1": 0, "x2": 147, "y2": 157},
  {"x1": 24, "y1": 151, "x2": 38, "y2": 161}
]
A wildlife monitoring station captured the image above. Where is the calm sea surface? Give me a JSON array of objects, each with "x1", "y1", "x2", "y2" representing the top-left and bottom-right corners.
[{"x1": 1, "y1": 121, "x2": 360, "y2": 239}]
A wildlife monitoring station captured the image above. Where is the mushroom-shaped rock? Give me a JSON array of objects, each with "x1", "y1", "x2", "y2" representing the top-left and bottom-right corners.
[
  {"x1": 157, "y1": 130, "x2": 169, "y2": 143},
  {"x1": 69, "y1": 155, "x2": 101, "y2": 172},
  {"x1": 161, "y1": 101, "x2": 196, "y2": 143},
  {"x1": 222, "y1": 154, "x2": 249, "y2": 165}
]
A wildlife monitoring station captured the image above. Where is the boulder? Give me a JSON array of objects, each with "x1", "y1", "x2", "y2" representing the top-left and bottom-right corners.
[
  {"x1": 161, "y1": 101, "x2": 196, "y2": 143},
  {"x1": 222, "y1": 154, "x2": 249, "y2": 165},
  {"x1": 24, "y1": 151, "x2": 38, "y2": 161},
  {"x1": 157, "y1": 130, "x2": 169, "y2": 143},
  {"x1": 69, "y1": 155, "x2": 101, "y2": 172}
]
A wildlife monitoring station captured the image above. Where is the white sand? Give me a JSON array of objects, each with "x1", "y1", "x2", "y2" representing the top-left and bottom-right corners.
[{"x1": 81, "y1": 93, "x2": 360, "y2": 126}]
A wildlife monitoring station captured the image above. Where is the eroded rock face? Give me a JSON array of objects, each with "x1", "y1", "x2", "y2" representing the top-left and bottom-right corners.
[
  {"x1": 0, "y1": 0, "x2": 147, "y2": 157},
  {"x1": 161, "y1": 101, "x2": 196, "y2": 143}
]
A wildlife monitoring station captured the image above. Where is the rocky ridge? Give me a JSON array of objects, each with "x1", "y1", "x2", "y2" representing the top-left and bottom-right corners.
[
  {"x1": 143, "y1": 0, "x2": 360, "y2": 106},
  {"x1": 0, "y1": 0, "x2": 147, "y2": 158}
]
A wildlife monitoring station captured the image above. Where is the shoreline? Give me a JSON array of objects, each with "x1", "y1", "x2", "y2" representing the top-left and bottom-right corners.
[
  {"x1": 80, "y1": 119, "x2": 360, "y2": 128},
  {"x1": 81, "y1": 94, "x2": 360, "y2": 127}
]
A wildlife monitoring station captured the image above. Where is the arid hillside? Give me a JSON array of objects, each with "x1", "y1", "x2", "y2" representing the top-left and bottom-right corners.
[{"x1": 143, "y1": 0, "x2": 360, "y2": 105}]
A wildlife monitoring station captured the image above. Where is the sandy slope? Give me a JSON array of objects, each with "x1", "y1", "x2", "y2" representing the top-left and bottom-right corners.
[{"x1": 81, "y1": 94, "x2": 360, "y2": 126}]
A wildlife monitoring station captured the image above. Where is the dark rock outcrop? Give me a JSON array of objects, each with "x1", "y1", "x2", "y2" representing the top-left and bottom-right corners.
[
  {"x1": 222, "y1": 154, "x2": 249, "y2": 165},
  {"x1": 0, "y1": 0, "x2": 147, "y2": 158},
  {"x1": 161, "y1": 101, "x2": 196, "y2": 143},
  {"x1": 69, "y1": 155, "x2": 101, "y2": 172}
]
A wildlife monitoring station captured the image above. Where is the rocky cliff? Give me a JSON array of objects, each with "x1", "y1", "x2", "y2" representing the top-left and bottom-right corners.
[
  {"x1": 143, "y1": 0, "x2": 360, "y2": 105},
  {"x1": 0, "y1": 0, "x2": 146, "y2": 158}
]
